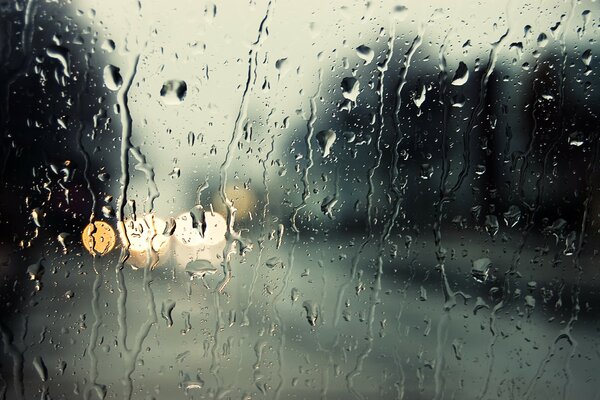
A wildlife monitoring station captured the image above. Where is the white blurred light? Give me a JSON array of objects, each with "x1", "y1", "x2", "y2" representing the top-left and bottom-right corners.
[
  {"x1": 121, "y1": 214, "x2": 171, "y2": 269},
  {"x1": 172, "y1": 209, "x2": 227, "y2": 268}
]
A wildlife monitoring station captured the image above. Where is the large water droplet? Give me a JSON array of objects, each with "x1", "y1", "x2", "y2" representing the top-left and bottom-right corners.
[
  {"x1": 265, "y1": 257, "x2": 284, "y2": 269},
  {"x1": 275, "y1": 58, "x2": 289, "y2": 80},
  {"x1": 451, "y1": 61, "x2": 469, "y2": 86},
  {"x1": 502, "y1": 205, "x2": 521, "y2": 228},
  {"x1": 185, "y1": 259, "x2": 217, "y2": 280},
  {"x1": 356, "y1": 45, "x2": 374, "y2": 64},
  {"x1": 413, "y1": 84, "x2": 426, "y2": 112},
  {"x1": 341, "y1": 77, "x2": 360, "y2": 102},
  {"x1": 484, "y1": 214, "x2": 499, "y2": 237},
  {"x1": 46, "y1": 45, "x2": 70, "y2": 77},
  {"x1": 27, "y1": 259, "x2": 45, "y2": 281},
  {"x1": 160, "y1": 80, "x2": 187, "y2": 105},
  {"x1": 33, "y1": 356, "x2": 48, "y2": 382},
  {"x1": 101, "y1": 39, "x2": 116, "y2": 52},
  {"x1": 471, "y1": 258, "x2": 491, "y2": 283},
  {"x1": 581, "y1": 49, "x2": 592, "y2": 66},
  {"x1": 302, "y1": 301, "x2": 319, "y2": 326},
  {"x1": 316, "y1": 129, "x2": 336, "y2": 157},
  {"x1": 103, "y1": 65, "x2": 123, "y2": 91},
  {"x1": 31, "y1": 207, "x2": 45, "y2": 227}
]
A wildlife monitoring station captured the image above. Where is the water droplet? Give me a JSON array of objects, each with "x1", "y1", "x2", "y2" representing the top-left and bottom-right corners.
[
  {"x1": 169, "y1": 167, "x2": 181, "y2": 179},
  {"x1": 527, "y1": 281, "x2": 537, "y2": 290},
  {"x1": 101, "y1": 205, "x2": 115, "y2": 218},
  {"x1": 56, "y1": 117, "x2": 67, "y2": 129},
  {"x1": 160, "y1": 80, "x2": 187, "y2": 105},
  {"x1": 524, "y1": 295, "x2": 535, "y2": 309},
  {"x1": 275, "y1": 58, "x2": 289, "y2": 79},
  {"x1": 265, "y1": 256, "x2": 284, "y2": 269},
  {"x1": 413, "y1": 84, "x2": 426, "y2": 110},
  {"x1": 544, "y1": 218, "x2": 567, "y2": 236},
  {"x1": 320, "y1": 196, "x2": 338, "y2": 219},
  {"x1": 343, "y1": 131, "x2": 356, "y2": 143},
  {"x1": 341, "y1": 77, "x2": 360, "y2": 102},
  {"x1": 502, "y1": 205, "x2": 521, "y2": 228},
  {"x1": 291, "y1": 288, "x2": 300, "y2": 303},
  {"x1": 473, "y1": 297, "x2": 489, "y2": 314},
  {"x1": 174, "y1": 210, "x2": 226, "y2": 246},
  {"x1": 302, "y1": 301, "x2": 319, "y2": 326},
  {"x1": 452, "y1": 340, "x2": 463, "y2": 360},
  {"x1": 451, "y1": 61, "x2": 469, "y2": 86},
  {"x1": 163, "y1": 217, "x2": 177, "y2": 236},
  {"x1": 471, "y1": 258, "x2": 491, "y2": 283},
  {"x1": 33, "y1": 356, "x2": 48, "y2": 382},
  {"x1": 582, "y1": 49, "x2": 592, "y2": 69},
  {"x1": 568, "y1": 131, "x2": 585, "y2": 146},
  {"x1": 103, "y1": 65, "x2": 123, "y2": 91},
  {"x1": 101, "y1": 39, "x2": 115, "y2": 52},
  {"x1": 185, "y1": 259, "x2": 217, "y2": 280},
  {"x1": 189, "y1": 206, "x2": 207, "y2": 237},
  {"x1": 276, "y1": 223, "x2": 284, "y2": 249},
  {"x1": 484, "y1": 215, "x2": 499, "y2": 237},
  {"x1": 161, "y1": 300, "x2": 176, "y2": 327},
  {"x1": 46, "y1": 45, "x2": 70, "y2": 77},
  {"x1": 356, "y1": 45, "x2": 374, "y2": 64},
  {"x1": 182, "y1": 375, "x2": 204, "y2": 392},
  {"x1": 564, "y1": 231, "x2": 577, "y2": 256},
  {"x1": 541, "y1": 93, "x2": 554, "y2": 101},
  {"x1": 98, "y1": 171, "x2": 110, "y2": 182},
  {"x1": 31, "y1": 207, "x2": 45, "y2": 227},
  {"x1": 420, "y1": 163, "x2": 433, "y2": 179},
  {"x1": 419, "y1": 286, "x2": 428, "y2": 301},
  {"x1": 451, "y1": 94, "x2": 466, "y2": 108},
  {"x1": 27, "y1": 259, "x2": 45, "y2": 281},
  {"x1": 581, "y1": 49, "x2": 592, "y2": 76},
  {"x1": 57, "y1": 361, "x2": 67, "y2": 376},
  {"x1": 57, "y1": 232, "x2": 69, "y2": 253},
  {"x1": 316, "y1": 129, "x2": 336, "y2": 157}
]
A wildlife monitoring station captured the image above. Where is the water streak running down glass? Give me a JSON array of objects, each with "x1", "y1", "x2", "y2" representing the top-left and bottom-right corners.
[{"x1": 0, "y1": 0, "x2": 599, "y2": 399}]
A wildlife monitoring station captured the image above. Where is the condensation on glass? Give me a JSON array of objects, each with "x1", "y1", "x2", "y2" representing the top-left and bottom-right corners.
[{"x1": 0, "y1": 0, "x2": 599, "y2": 399}]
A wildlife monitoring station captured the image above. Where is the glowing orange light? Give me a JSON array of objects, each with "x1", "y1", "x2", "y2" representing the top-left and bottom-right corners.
[{"x1": 82, "y1": 220, "x2": 116, "y2": 256}]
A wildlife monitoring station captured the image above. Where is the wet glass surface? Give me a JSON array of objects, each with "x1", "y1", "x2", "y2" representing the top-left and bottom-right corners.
[{"x1": 0, "y1": 0, "x2": 599, "y2": 399}]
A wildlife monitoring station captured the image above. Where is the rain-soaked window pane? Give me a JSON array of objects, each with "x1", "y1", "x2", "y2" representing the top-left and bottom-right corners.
[{"x1": 1, "y1": 0, "x2": 599, "y2": 399}]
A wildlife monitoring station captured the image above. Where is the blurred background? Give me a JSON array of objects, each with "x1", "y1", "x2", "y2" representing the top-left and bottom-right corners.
[{"x1": 0, "y1": 0, "x2": 599, "y2": 399}]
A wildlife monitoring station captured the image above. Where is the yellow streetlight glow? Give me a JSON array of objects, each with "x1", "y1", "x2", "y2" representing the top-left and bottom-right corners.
[{"x1": 82, "y1": 220, "x2": 116, "y2": 256}]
